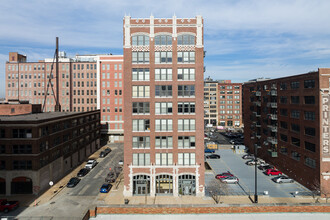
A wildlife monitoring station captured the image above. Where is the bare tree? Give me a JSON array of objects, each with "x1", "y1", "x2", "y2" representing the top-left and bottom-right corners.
[{"x1": 208, "y1": 178, "x2": 229, "y2": 204}]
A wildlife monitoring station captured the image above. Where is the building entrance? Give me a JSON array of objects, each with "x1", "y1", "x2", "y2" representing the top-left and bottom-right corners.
[
  {"x1": 178, "y1": 175, "x2": 196, "y2": 195},
  {"x1": 155, "y1": 175, "x2": 173, "y2": 195},
  {"x1": 11, "y1": 177, "x2": 32, "y2": 194},
  {"x1": 133, "y1": 175, "x2": 150, "y2": 195}
]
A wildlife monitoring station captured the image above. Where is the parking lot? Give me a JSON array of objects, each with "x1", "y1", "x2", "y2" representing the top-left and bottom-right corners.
[{"x1": 205, "y1": 149, "x2": 311, "y2": 197}]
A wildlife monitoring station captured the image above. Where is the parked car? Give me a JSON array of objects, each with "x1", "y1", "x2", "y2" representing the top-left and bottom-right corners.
[
  {"x1": 206, "y1": 154, "x2": 221, "y2": 159},
  {"x1": 220, "y1": 176, "x2": 239, "y2": 184},
  {"x1": 258, "y1": 164, "x2": 274, "y2": 171},
  {"x1": 118, "y1": 160, "x2": 124, "y2": 166},
  {"x1": 104, "y1": 148, "x2": 111, "y2": 154},
  {"x1": 85, "y1": 159, "x2": 97, "y2": 169},
  {"x1": 242, "y1": 154, "x2": 254, "y2": 160},
  {"x1": 246, "y1": 159, "x2": 265, "y2": 166},
  {"x1": 265, "y1": 169, "x2": 283, "y2": 176},
  {"x1": 77, "y1": 168, "x2": 90, "y2": 177},
  {"x1": 99, "y1": 148, "x2": 112, "y2": 158},
  {"x1": 67, "y1": 177, "x2": 80, "y2": 188},
  {"x1": 272, "y1": 176, "x2": 294, "y2": 184},
  {"x1": 100, "y1": 183, "x2": 112, "y2": 193},
  {"x1": 0, "y1": 199, "x2": 19, "y2": 213},
  {"x1": 204, "y1": 149, "x2": 215, "y2": 153},
  {"x1": 215, "y1": 172, "x2": 233, "y2": 179}
]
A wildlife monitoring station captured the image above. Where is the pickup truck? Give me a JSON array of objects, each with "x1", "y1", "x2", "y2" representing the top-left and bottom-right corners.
[{"x1": 0, "y1": 199, "x2": 19, "y2": 213}]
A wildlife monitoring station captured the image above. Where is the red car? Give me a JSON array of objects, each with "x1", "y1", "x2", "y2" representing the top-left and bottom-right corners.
[
  {"x1": 215, "y1": 172, "x2": 233, "y2": 179},
  {"x1": 266, "y1": 169, "x2": 282, "y2": 176}
]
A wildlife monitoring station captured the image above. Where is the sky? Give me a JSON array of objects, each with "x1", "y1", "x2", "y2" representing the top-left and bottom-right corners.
[{"x1": 1, "y1": 0, "x2": 330, "y2": 98}]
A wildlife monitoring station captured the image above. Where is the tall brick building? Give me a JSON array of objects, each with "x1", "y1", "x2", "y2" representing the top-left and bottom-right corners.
[
  {"x1": 123, "y1": 15, "x2": 205, "y2": 197},
  {"x1": 243, "y1": 69, "x2": 330, "y2": 193}
]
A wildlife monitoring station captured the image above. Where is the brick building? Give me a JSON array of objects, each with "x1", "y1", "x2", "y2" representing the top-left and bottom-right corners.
[
  {"x1": 204, "y1": 77, "x2": 218, "y2": 126},
  {"x1": 218, "y1": 81, "x2": 243, "y2": 128},
  {"x1": 97, "y1": 55, "x2": 124, "y2": 142},
  {"x1": 0, "y1": 110, "x2": 101, "y2": 195},
  {"x1": 243, "y1": 69, "x2": 330, "y2": 193},
  {"x1": 0, "y1": 100, "x2": 41, "y2": 116},
  {"x1": 123, "y1": 15, "x2": 205, "y2": 197}
]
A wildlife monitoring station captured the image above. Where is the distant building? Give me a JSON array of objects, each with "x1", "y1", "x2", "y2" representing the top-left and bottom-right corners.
[
  {"x1": 243, "y1": 69, "x2": 330, "y2": 193},
  {"x1": 0, "y1": 110, "x2": 101, "y2": 195},
  {"x1": 0, "y1": 100, "x2": 41, "y2": 116},
  {"x1": 203, "y1": 78, "x2": 243, "y2": 128}
]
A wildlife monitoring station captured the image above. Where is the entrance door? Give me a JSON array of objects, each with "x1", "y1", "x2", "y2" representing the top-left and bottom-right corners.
[
  {"x1": 137, "y1": 185, "x2": 146, "y2": 195},
  {"x1": 155, "y1": 175, "x2": 173, "y2": 195},
  {"x1": 0, "y1": 178, "x2": 5, "y2": 194},
  {"x1": 11, "y1": 177, "x2": 32, "y2": 194},
  {"x1": 133, "y1": 175, "x2": 150, "y2": 196}
]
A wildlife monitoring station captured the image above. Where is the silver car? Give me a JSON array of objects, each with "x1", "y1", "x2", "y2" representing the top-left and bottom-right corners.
[
  {"x1": 272, "y1": 176, "x2": 294, "y2": 184},
  {"x1": 220, "y1": 176, "x2": 239, "y2": 184}
]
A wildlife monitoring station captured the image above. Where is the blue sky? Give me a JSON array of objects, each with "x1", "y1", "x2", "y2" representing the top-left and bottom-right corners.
[{"x1": 1, "y1": 0, "x2": 330, "y2": 98}]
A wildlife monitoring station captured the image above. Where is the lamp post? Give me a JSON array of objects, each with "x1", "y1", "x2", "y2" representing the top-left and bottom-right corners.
[{"x1": 254, "y1": 144, "x2": 258, "y2": 203}]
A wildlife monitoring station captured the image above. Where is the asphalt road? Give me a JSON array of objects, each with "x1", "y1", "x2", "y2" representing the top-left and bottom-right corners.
[{"x1": 1, "y1": 143, "x2": 123, "y2": 219}]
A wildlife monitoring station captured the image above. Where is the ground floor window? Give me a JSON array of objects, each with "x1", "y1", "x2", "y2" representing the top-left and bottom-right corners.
[
  {"x1": 156, "y1": 175, "x2": 173, "y2": 195},
  {"x1": 133, "y1": 175, "x2": 150, "y2": 195},
  {"x1": 178, "y1": 175, "x2": 196, "y2": 195}
]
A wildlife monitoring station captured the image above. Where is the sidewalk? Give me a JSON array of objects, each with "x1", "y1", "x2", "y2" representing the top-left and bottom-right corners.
[{"x1": 97, "y1": 174, "x2": 326, "y2": 206}]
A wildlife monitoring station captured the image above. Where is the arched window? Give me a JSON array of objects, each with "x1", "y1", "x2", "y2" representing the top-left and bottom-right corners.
[
  {"x1": 177, "y1": 34, "x2": 195, "y2": 45},
  {"x1": 132, "y1": 35, "x2": 149, "y2": 46},
  {"x1": 155, "y1": 35, "x2": 172, "y2": 45}
]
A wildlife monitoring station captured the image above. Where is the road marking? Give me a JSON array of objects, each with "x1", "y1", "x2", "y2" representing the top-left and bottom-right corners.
[
  {"x1": 78, "y1": 185, "x2": 89, "y2": 195},
  {"x1": 94, "y1": 169, "x2": 103, "y2": 178}
]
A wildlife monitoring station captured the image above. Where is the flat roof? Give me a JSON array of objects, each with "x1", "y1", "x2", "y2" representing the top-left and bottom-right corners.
[{"x1": 0, "y1": 111, "x2": 94, "y2": 122}]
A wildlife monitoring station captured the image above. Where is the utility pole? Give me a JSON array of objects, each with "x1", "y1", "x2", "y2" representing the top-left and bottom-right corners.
[{"x1": 54, "y1": 37, "x2": 61, "y2": 112}]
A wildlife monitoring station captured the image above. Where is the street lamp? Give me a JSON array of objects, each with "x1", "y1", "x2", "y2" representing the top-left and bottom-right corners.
[{"x1": 254, "y1": 144, "x2": 258, "y2": 203}]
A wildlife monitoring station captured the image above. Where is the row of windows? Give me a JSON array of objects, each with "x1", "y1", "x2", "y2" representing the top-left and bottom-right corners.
[
  {"x1": 132, "y1": 119, "x2": 196, "y2": 132},
  {"x1": 133, "y1": 102, "x2": 194, "y2": 115},
  {"x1": 73, "y1": 98, "x2": 97, "y2": 104},
  {"x1": 132, "y1": 68, "x2": 196, "y2": 81},
  {"x1": 279, "y1": 121, "x2": 315, "y2": 136},
  {"x1": 279, "y1": 134, "x2": 316, "y2": 152},
  {"x1": 219, "y1": 85, "x2": 241, "y2": 90},
  {"x1": 73, "y1": 72, "x2": 97, "y2": 79},
  {"x1": 101, "y1": 89, "x2": 122, "y2": 96},
  {"x1": 132, "y1": 153, "x2": 196, "y2": 166},
  {"x1": 132, "y1": 85, "x2": 196, "y2": 98},
  {"x1": 132, "y1": 34, "x2": 195, "y2": 46},
  {"x1": 279, "y1": 109, "x2": 316, "y2": 120},
  {"x1": 132, "y1": 51, "x2": 195, "y2": 64},
  {"x1": 101, "y1": 81, "x2": 122, "y2": 88},
  {"x1": 101, "y1": 64, "x2": 122, "y2": 71},
  {"x1": 279, "y1": 148, "x2": 316, "y2": 168},
  {"x1": 101, "y1": 72, "x2": 122, "y2": 79},
  {"x1": 219, "y1": 95, "x2": 240, "y2": 99}
]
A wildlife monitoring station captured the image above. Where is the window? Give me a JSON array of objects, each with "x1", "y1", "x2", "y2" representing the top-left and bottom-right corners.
[
  {"x1": 155, "y1": 102, "x2": 172, "y2": 114},
  {"x1": 290, "y1": 81, "x2": 300, "y2": 89},
  {"x1": 305, "y1": 141, "x2": 316, "y2": 152},
  {"x1": 280, "y1": 109, "x2": 288, "y2": 116},
  {"x1": 132, "y1": 68, "x2": 150, "y2": 81},
  {"x1": 305, "y1": 157, "x2": 316, "y2": 168},
  {"x1": 291, "y1": 151, "x2": 301, "y2": 161},
  {"x1": 132, "y1": 86, "x2": 150, "y2": 98},
  {"x1": 12, "y1": 129, "x2": 32, "y2": 138},
  {"x1": 132, "y1": 102, "x2": 150, "y2": 114},
  {"x1": 178, "y1": 136, "x2": 195, "y2": 148},
  {"x1": 177, "y1": 34, "x2": 195, "y2": 45},
  {"x1": 280, "y1": 83, "x2": 287, "y2": 90},
  {"x1": 155, "y1": 153, "x2": 173, "y2": 165},
  {"x1": 155, "y1": 51, "x2": 172, "y2": 63},
  {"x1": 305, "y1": 127, "x2": 316, "y2": 136},
  {"x1": 291, "y1": 110, "x2": 300, "y2": 119},
  {"x1": 280, "y1": 147, "x2": 288, "y2": 155},
  {"x1": 177, "y1": 52, "x2": 195, "y2": 63},
  {"x1": 291, "y1": 137, "x2": 300, "y2": 147},
  {"x1": 178, "y1": 119, "x2": 196, "y2": 131},
  {"x1": 132, "y1": 136, "x2": 150, "y2": 149},
  {"x1": 304, "y1": 96, "x2": 315, "y2": 104},
  {"x1": 178, "y1": 85, "x2": 195, "y2": 97},
  {"x1": 132, "y1": 52, "x2": 149, "y2": 64},
  {"x1": 177, "y1": 68, "x2": 195, "y2": 80},
  {"x1": 304, "y1": 111, "x2": 315, "y2": 120},
  {"x1": 155, "y1": 119, "x2": 173, "y2": 131},
  {"x1": 155, "y1": 136, "x2": 173, "y2": 149},
  {"x1": 12, "y1": 145, "x2": 32, "y2": 154},
  {"x1": 291, "y1": 123, "x2": 300, "y2": 132},
  {"x1": 291, "y1": 96, "x2": 300, "y2": 104},
  {"x1": 132, "y1": 35, "x2": 149, "y2": 45},
  {"x1": 178, "y1": 102, "x2": 195, "y2": 114},
  {"x1": 155, "y1": 69, "x2": 172, "y2": 80},
  {"x1": 132, "y1": 153, "x2": 150, "y2": 166},
  {"x1": 132, "y1": 119, "x2": 150, "y2": 132},
  {"x1": 304, "y1": 80, "x2": 315, "y2": 88},
  {"x1": 178, "y1": 153, "x2": 195, "y2": 165},
  {"x1": 155, "y1": 85, "x2": 172, "y2": 97},
  {"x1": 13, "y1": 160, "x2": 32, "y2": 170},
  {"x1": 280, "y1": 121, "x2": 288, "y2": 129},
  {"x1": 155, "y1": 35, "x2": 172, "y2": 45},
  {"x1": 280, "y1": 134, "x2": 288, "y2": 142}
]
